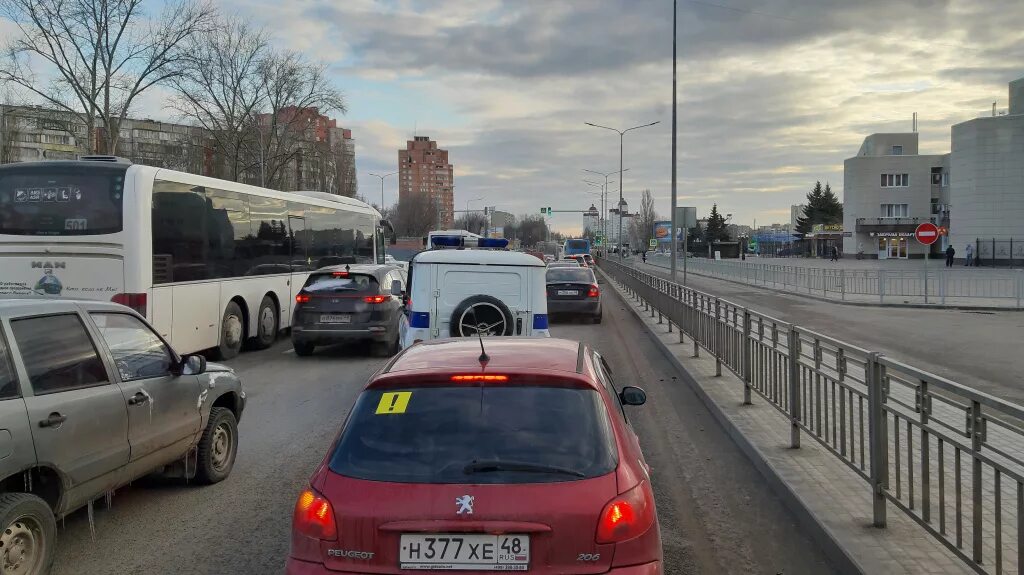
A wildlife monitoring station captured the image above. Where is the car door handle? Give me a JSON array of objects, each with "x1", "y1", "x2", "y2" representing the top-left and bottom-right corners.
[
  {"x1": 127, "y1": 392, "x2": 149, "y2": 406},
  {"x1": 38, "y1": 412, "x2": 67, "y2": 428}
]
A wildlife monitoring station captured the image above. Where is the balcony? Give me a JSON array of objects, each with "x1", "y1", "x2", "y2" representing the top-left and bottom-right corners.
[{"x1": 855, "y1": 217, "x2": 934, "y2": 232}]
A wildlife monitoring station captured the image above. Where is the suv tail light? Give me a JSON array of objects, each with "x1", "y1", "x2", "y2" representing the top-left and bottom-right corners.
[
  {"x1": 295, "y1": 294, "x2": 311, "y2": 304},
  {"x1": 596, "y1": 481, "x2": 655, "y2": 544},
  {"x1": 293, "y1": 488, "x2": 337, "y2": 541},
  {"x1": 111, "y1": 293, "x2": 147, "y2": 317},
  {"x1": 588, "y1": 285, "x2": 600, "y2": 298},
  {"x1": 364, "y1": 295, "x2": 388, "y2": 304}
]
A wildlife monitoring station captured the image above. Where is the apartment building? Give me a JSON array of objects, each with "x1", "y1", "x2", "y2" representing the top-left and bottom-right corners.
[{"x1": 399, "y1": 136, "x2": 454, "y2": 227}]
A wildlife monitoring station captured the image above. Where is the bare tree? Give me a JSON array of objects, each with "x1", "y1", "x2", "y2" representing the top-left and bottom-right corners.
[
  {"x1": 392, "y1": 194, "x2": 438, "y2": 238},
  {"x1": 453, "y1": 212, "x2": 488, "y2": 235},
  {"x1": 251, "y1": 51, "x2": 346, "y2": 190},
  {"x1": 168, "y1": 18, "x2": 268, "y2": 181},
  {"x1": 635, "y1": 189, "x2": 659, "y2": 250},
  {"x1": 0, "y1": 0, "x2": 215, "y2": 155}
]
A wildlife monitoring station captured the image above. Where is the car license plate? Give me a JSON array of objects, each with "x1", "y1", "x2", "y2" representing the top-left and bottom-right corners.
[
  {"x1": 557, "y1": 290, "x2": 579, "y2": 296},
  {"x1": 400, "y1": 534, "x2": 529, "y2": 571},
  {"x1": 319, "y1": 313, "x2": 351, "y2": 324}
]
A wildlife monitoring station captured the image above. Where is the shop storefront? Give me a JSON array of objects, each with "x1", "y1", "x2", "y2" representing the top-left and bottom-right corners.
[{"x1": 872, "y1": 231, "x2": 914, "y2": 259}]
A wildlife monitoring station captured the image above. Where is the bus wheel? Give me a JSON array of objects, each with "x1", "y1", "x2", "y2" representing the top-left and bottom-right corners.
[
  {"x1": 214, "y1": 301, "x2": 244, "y2": 360},
  {"x1": 249, "y1": 296, "x2": 278, "y2": 350}
]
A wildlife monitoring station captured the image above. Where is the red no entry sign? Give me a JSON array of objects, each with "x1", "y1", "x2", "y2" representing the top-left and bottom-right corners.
[{"x1": 915, "y1": 222, "x2": 939, "y2": 245}]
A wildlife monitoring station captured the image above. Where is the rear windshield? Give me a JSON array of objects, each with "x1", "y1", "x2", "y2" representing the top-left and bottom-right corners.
[
  {"x1": 330, "y1": 386, "x2": 617, "y2": 484},
  {"x1": 546, "y1": 269, "x2": 595, "y2": 283},
  {"x1": 565, "y1": 240, "x2": 589, "y2": 251},
  {"x1": 302, "y1": 273, "x2": 378, "y2": 293},
  {"x1": 0, "y1": 165, "x2": 126, "y2": 236}
]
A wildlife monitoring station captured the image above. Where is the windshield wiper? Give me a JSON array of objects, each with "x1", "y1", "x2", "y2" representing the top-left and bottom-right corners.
[{"x1": 463, "y1": 460, "x2": 585, "y2": 478}]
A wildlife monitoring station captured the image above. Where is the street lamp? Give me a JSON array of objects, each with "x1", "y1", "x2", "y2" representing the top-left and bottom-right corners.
[
  {"x1": 584, "y1": 121, "x2": 660, "y2": 260},
  {"x1": 466, "y1": 196, "x2": 484, "y2": 213},
  {"x1": 583, "y1": 168, "x2": 628, "y2": 255},
  {"x1": 368, "y1": 172, "x2": 397, "y2": 212}
]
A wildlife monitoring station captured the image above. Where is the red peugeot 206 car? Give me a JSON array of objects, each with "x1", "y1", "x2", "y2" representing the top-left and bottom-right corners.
[{"x1": 286, "y1": 338, "x2": 662, "y2": 574}]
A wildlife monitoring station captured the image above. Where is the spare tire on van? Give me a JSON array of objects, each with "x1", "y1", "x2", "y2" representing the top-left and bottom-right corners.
[{"x1": 450, "y1": 295, "x2": 515, "y2": 337}]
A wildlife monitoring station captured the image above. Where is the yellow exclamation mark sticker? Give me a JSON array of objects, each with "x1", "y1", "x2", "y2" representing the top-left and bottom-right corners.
[{"x1": 375, "y1": 391, "x2": 412, "y2": 415}]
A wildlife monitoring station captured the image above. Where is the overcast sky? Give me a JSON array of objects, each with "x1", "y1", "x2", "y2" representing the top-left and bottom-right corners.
[{"x1": 9, "y1": 0, "x2": 1024, "y2": 233}]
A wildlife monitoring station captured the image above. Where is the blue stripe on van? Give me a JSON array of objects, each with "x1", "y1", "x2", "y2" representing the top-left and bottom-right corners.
[{"x1": 410, "y1": 311, "x2": 431, "y2": 328}]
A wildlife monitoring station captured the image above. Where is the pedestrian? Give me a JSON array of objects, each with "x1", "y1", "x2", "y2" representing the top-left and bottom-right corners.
[
  {"x1": 945, "y1": 244, "x2": 955, "y2": 267},
  {"x1": 857, "y1": 242, "x2": 864, "y2": 260},
  {"x1": 642, "y1": 251, "x2": 647, "y2": 264},
  {"x1": 830, "y1": 245, "x2": 839, "y2": 262},
  {"x1": 965, "y1": 242, "x2": 974, "y2": 267}
]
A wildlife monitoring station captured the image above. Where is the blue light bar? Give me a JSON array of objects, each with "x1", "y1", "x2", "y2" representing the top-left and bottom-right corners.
[
  {"x1": 431, "y1": 235, "x2": 463, "y2": 247},
  {"x1": 477, "y1": 238, "x2": 509, "y2": 249}
]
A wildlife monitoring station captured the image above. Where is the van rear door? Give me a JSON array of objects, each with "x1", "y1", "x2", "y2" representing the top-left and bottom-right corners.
[{"x1": 439, "y1": 265, "x2": 528, "y2": 336}]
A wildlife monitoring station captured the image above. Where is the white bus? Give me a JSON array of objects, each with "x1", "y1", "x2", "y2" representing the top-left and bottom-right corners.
[{"x1": 0, "y1": 156, "x2": 390, "y2": 359}]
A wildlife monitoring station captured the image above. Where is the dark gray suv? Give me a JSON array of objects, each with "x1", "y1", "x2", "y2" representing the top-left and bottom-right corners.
[
  {"x1": 0, "y1": 299, "x2": 246, "y2": 574},
  {"x1": 290, "y1": 264, "x2": 406, "y2": 357}
]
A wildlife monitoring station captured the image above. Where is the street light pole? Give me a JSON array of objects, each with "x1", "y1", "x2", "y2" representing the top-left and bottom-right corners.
[
  {"x1": 584, "y1": 168, "x2": 628, "y2": 256},
  {"x1": 670, "y1": 0, "x2": 679, "y2": 281},
  {"x1": 368, "y1": 171, "x2": 397, "y2": 212},
  {"x1": 585, "y1": 121, "x2": 660, "y2": 260}
]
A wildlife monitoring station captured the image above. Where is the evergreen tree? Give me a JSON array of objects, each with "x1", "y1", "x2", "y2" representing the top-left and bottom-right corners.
[
  {"x1": 820, "y1": 182, "x2": 843, "y2": 224},
  {"x1": 705, "y1": 204, "x2": 730, "y2": 243},
  {"x1": 795, "y1": 181, "x2": 824, "y2": 236}
]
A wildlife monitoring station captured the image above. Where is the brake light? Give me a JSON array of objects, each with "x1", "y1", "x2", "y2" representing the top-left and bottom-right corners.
[
  {"x1": 596, "y1": 481, "x2": 655, "y2": 543},
  {"x1": 588, "y1": 285, "x2": 600, "y2": 298},
  {"x1": 364, "y1": 295, "x2": 388, "y2": 304},
  {"x1": 451, "y1": 374, "x2": 509, "y2": 382},
  {"x1": 111, "y1": 293, "x2": 147, "y2": 317},
  {"x1": 295, "y1": 294, "x2": 311, "y2": 304},
  {"x1": 331, "y1": 271, "x2": 348, "y2": 277},
  {"x1": 293, "y1": 488, "x2": 337, "y2": 541}
]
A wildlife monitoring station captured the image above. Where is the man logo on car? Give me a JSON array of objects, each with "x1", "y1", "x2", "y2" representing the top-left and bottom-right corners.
[
  {"x1": 455, "y1": 495, "x2": 474, "y2": 515},
  {"x1": 34, "y1": 266, "x2": 63, "y2": 295}
]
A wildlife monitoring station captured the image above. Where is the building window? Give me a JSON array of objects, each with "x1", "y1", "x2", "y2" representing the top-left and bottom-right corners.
[
  {"x1": 892, "y1": 145, "x2": 903, "y2": 155},
  {"x1": 880, "y1": 174, "x2": 909, "y2": 188},
  {"x1": 880, "y1": 204, "x2": 909, "y2": 218}
]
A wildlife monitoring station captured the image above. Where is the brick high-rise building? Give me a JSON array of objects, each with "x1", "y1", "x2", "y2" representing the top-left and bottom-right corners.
[{"x1": 399, "y1": 136, "x2": 454, "y2": 227}]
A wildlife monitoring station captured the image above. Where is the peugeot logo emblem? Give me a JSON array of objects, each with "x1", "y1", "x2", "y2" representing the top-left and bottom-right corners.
[{"x1": 455, "y1": 495, "x2": 474, "y2": 515}]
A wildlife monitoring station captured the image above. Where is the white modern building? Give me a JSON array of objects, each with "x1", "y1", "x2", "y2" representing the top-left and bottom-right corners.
[
  {"x1": 843, "y1": 133, "x2": 950, "y2": 259},
  {"x1": 948, "y1": 77, "x2": 1024, "y2": 264}
]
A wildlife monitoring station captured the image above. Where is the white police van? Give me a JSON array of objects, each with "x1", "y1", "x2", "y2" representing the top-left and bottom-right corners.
[{"x1": 400, "y1": 235, "x2": 550, "y2": 348}]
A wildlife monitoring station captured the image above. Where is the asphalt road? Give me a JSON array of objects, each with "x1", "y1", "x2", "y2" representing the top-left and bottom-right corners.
[
  {"x1": 51, "y1": 284, "x2": 834, "y2": 574},
  {"x1": 637, "y1": 258, "x2": 1024, "y2": 405}
]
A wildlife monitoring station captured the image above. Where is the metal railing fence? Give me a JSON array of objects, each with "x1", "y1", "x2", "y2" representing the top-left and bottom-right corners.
[
  {"x1": 647, "y1": 257, "x2": 1024, "y2": 307},
  {"x1": 601, "y1": 258, "x2": 1023, "y2": 574}
]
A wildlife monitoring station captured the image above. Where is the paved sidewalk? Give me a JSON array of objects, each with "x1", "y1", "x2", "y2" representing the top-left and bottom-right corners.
[{"x1": 601, "y1": 269, "x2": 974, "y2": 575}]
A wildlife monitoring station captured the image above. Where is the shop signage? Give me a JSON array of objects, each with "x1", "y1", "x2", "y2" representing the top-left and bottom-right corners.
[
  {"x1": 812, "y1": 223, "x2": 843, "y2": 233},
  {"x1": 871, "y1": 231, "x2": 915, "y2": 237}
]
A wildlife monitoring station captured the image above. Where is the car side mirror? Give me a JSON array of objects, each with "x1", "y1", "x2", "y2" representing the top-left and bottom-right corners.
[
  {"x1": 182, "y1": 354, "x2": 207, "y2": 376},
  {"x1": 619, "y1": 386, "x2": 647, "y2": 406},
  {"x1": 391, "y1": 280, "x2": 403, "y2": 296}
]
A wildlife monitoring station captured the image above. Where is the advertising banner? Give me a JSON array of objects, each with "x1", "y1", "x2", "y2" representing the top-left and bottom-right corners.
[{"x1": 654, "y1": 221, "x2": 673, "y2": 243}]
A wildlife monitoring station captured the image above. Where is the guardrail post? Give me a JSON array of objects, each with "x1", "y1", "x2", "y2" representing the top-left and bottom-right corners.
[
  {"x1": 969, "y1": 399, "x2": 984, "y2": 563},
  {"x1": 742, "y1": 309, "x2": 752, "y2": 405},
  {"x1": 1017, "y1": 272, "x2": 1022, "y2": 309},
  {"x1": 867, "y1": 352, "x2": 888, "y2": 528},
  {"x1": 879, "y1": 270, "x2": 886, "y2": 304},
  {"x1": 918, "y1": 380, "x2": 931, "y2": 524},
  {"x1": 787, "y1": 327, "x2": 801, "y2": 448},
  {"x1": 714, "y1": 298, "x2": 722, "y2": 376},
  {"x1": 841, "y1": 268, "x2": 846, "y2": 301},
  {"x1": 692, "y1": 293, "x2": 699, "y2": 358}
]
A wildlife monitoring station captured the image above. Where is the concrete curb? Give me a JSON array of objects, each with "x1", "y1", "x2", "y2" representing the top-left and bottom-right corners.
[
  {"x1": 598, "y1": 267, "x2": 867, "y2": 575},
  {"x1": 640, "y1": 260, "x2": 1022, "y2": 312}
]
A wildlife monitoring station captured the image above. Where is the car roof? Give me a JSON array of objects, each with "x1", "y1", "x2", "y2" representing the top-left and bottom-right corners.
[
  {"x1": 0, "y1": 298, "x2": 131, "y2": 319},
  {"x1": 376, "y1": 338, "x2": 592, "y2": 386},
  {"x1": 414, "y1": 250, "x2": 546, "y2": 267},
  {"x1": 314, "y1": 264, "x2": 400, "y2": 277}
]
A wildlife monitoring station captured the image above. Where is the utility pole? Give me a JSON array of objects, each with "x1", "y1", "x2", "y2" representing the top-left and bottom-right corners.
[{"x1": 670, "y1": 0, "x2": 679, "y2": 281}]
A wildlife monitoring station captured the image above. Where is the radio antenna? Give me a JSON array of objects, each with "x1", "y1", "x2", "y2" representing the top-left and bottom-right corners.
[{"x1": 468, "y1": 305, "x2": 489, "y2": 364}]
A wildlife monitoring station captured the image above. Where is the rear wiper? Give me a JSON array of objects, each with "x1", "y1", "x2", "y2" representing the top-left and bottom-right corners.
[{"x1": 463, "y1": 460, "x2": 585, "y2": 478}]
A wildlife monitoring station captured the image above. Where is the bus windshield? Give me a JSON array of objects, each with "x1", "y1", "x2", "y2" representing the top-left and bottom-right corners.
[
  {"x1": 564, "y1": 239, "x2": 590, "y2": 254},
  {"x1": 0, "y1": 164, "x2": 127, "y2": 236}
]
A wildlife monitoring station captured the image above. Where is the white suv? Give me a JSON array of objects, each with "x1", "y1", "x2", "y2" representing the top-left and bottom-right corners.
[{"x1": 401, "y1": 237, "x2": 550, "y2": 347}]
